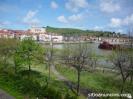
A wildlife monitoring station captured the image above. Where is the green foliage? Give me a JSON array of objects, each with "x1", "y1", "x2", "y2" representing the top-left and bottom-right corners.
[
  {"x1": 55, "y1": 64, "x2": 133, "y2": 95},
  {"x1": 1, "y1": 38, "x2": 132, "y2": 99},
  {"x1": 17, "y1": 38, "x2": 44, "y2": 72},
  {"x1": 0, "y1": 38, "x2": 18, "y2": 56},
  {"x1": 0, "y1": 38, "x2": 77, "y2": 99},
  {"x1": 46, "y1": 26, "x2": 119, "y2": 37},
  {"x1": 0, "y1": 69, "x2": 77, "y2": 99},
  {"x1": 0, "y1": 38, "x2": 19, "y2": 70}
]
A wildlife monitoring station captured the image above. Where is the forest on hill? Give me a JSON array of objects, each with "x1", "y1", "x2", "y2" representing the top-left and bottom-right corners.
[{"x1": 46, "y1": 26, "x2": 123, "y2": 37}]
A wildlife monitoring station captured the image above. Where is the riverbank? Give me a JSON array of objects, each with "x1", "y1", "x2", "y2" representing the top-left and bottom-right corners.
[
  {"x1": 39, "y1": 41, "x2": 95, "y2": 44},
  {"x1": 55, "y1": 64, "x2": 133, "y2": 96},
  {"x1": 39, "y1": 40, "x2": 130, "y2": 46}
]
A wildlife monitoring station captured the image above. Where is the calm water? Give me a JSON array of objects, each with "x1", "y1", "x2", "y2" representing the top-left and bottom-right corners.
[
  {"x1": 53, "y1": 43, "x2": 112, "y2": 56},
  {"x1": 53, "y1": 43, "x2": 113, "y2": 68}
]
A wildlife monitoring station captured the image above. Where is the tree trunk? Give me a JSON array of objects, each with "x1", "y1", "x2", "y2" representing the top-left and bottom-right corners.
[
  {"x1": 130, "y1": 76, "x2": 133, "y2": 85},
  {"x1": 28, "y1": 53, "x2": 31, "y2": 78},
  {"x1": 48, "y1": 62, "x2": 51, "y2": 80},
  {"x1": 14, "y1": 62, "x2": 17, "y2": 74},
  {"x1": 14, "y1": 56, "x2": 17, "y2": 74},
  {"x1": 121, "y1": 79, "x2": 126, "y2": 94},
  {"x1": 28, "y1": 53, "x2": 31, "y2": 72},
  {"x1": 77, "y1": 70, "x2": 80, "y2": 96},
  {"x1": 48, "y1": 36, "x2": 53, "y2": 81},
  {"x1": 29, "y1": 63, "x2": 31, "y2": 71}
]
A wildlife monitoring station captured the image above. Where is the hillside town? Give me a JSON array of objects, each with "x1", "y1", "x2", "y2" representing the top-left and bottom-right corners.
[
  {"x1": 1, "y1": 0, "x2": 133, "y2": 98},
  {"x1": 0, "y1": 27, "x2": 63, "y2": 42},
  {"x1": 0, "y1": 27, "x2": 130, "y2": 44}
]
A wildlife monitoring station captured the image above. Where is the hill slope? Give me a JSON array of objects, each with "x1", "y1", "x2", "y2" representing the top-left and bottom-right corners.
[{"x1": 46, "y1": 26, "x2": 119, "y2": 37}]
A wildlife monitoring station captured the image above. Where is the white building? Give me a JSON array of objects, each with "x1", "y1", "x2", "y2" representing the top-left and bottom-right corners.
[
  {"x1": 29, "y1": 27, "x2": 46, "y2": 34},
  {"x1": 52, "y1": 35, "x2": 63, "y2": 42},
  {"x1": 39, "y1": 33, "x2": 63, "y2": 42},
  {"x1": 0, "y1": 28, "x2": 63, "y2": 42}
]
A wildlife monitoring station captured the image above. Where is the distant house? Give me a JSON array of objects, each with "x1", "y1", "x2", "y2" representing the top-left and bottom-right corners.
[
  {"x1": 39, "y1": 33, "x2": 63, "y2": 42},
  {"x1": 29, "y1": 27, "x2": 46, "y2": 34},
  {"x1": 52, "y1": 35, "x2": 63, "y2": 42}
]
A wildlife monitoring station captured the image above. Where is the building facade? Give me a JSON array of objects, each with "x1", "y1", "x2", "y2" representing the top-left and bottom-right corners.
[{"x1": 0, "y1": 27, "x2": 63, "y2": 42}]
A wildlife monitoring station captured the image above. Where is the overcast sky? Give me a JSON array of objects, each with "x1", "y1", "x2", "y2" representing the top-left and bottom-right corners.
[{"x1": 0, "y1": 0, "x2": 133, "y2": 33}]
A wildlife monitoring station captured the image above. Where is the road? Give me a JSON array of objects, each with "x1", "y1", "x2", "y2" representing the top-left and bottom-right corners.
[{"x1": 0, "y1": 89, "x2": 14, "y2": 99}]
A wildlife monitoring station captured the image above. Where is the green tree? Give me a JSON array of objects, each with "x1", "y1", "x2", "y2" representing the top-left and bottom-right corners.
[
  {"x1": 13, "y1": 49, "x2": 23, "y2": 74},
  {"x1": 0, "y1": 38, "x2": 18, "y2": 71},
  {"x1": 18, "y1": 38, "x2": 43, "y2": 76}
]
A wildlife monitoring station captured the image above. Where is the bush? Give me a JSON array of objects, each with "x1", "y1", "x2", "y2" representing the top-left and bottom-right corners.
[{"x1": 0, "y1": 70, "x2": 77, "y2": 99}]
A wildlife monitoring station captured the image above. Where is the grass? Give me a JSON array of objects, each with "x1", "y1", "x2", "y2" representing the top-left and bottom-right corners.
[
  {"x1": 55, "y1": 64, "x2": 133, "y2": 95},
  {"x1": 0, "y1": 64, "x2": 78, "y2": 99},
  {"x1": 31, "y1": 63, "x2": 86, "y2": 99},
  {"x1": 0, "y1": 62, "x2": 132, "y2": 99},
  {"x1": 0, "y1": 76, "x2": 24, "y2": 99}
]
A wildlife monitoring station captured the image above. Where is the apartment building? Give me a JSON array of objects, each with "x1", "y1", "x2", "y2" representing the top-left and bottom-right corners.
[
  {"x1": 29, "y1": 27, "x2": 46, "y2": 34},
  {"x1": 0, "y1": 27, "x2": 63, "y2": 42}
]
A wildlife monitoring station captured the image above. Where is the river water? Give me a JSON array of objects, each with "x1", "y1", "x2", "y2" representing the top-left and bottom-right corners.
[
  {"x1": 53, "y1": 43, "x2": 113, "y2": 68},
  {"x1": 54, "y1": 43, "x2": 112, "y2": 56}
]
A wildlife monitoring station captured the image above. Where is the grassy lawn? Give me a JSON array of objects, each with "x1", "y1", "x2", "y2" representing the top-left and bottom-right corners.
[
  {"x1": 0, "y1": 64, "x2": 85, "y2": 99},
  {"x1": 29, "y1": 63, "x2": 86, "y2": 99},
  {"x1": 0, "y1": 73, "x2": 24, "y2": 99},
  {"x1": 55, "y1": 64, "x2": 133, "y2": 95},
  {"x1": 0, "y1": 59, "x2": 132, "y2": 98},
  {"x1": 0, "y1": 60, "x2": 132, "y2": 99}
]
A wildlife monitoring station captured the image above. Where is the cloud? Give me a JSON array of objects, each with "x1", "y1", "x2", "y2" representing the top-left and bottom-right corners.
[
  {"x1": 123, "y1": 14, "x2": 133, "y2": 25},
  {"x1": 51, "y1": 1, "x2": 58, "y2": 9},
  {"x1": 65, "y1": 0, "x2": 88, "y2": 12},
  {"x1": 23, "y1": 10, "x2": 37, "y2": 21},
  {"x1": 116, "y1": 29, "x2": 123, "y2": 33},
  {"x1": 57, "y1": 15, "x2": 68, "y2": 23},
  {"x1": 57, "y1": 13, "x2": 85, "y2": 24},
  {"x1": 0, "y1": 21, "x2": 11, "y2": 26},
  {"x1": 100, "y1": 0, "x2": 120, "y2": 13},
  {"x1": 23, "y1": 10, "x2": 40, "y2": 26},
  {"x1": 109, "y1": 13, "x2": 133, "y2": 28},
  {"x1": 93, "y1": 26, "x2": 103, "y2": 31},
  {"x1": 68, "y1": 13, "x2": 83, "y2": 22},
  {"x1": 110, "y1": 18, "x2": 122, "y2": 27}
]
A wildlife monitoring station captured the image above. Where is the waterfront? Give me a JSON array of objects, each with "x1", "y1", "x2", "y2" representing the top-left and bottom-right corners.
[
  {"x1": 51, "y1": 42, "x2": 113, "y2": 68},
  {"x1": 54, "y1": 43, "x2": 112, "y2": 56}
]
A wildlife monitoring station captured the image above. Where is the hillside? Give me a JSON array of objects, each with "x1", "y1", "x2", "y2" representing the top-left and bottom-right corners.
[{"x1": 46, "y1": 26, "x2": 120, "y2": 37}]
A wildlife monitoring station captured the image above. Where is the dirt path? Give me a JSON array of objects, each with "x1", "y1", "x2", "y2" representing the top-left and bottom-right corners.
[
  {"x1": 0, "y1": 89, "x2": 15, "y2": 99},
  {"x1": 51, "y1": 65, "x2": 98, "y2": 99},
  {"x1": 51, "y1": 65, "x2": 68, "y2": 81}
]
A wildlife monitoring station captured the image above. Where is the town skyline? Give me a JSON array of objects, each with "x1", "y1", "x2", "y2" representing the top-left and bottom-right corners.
[{"x1": 0, "y1": 0, "x2": 133, "y2": 34}]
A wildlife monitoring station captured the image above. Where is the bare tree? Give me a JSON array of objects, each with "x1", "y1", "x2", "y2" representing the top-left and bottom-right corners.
[
  {"x1": 127, "y1": 29, "x2": 133, "y2": 84},
  {"x1": 128, "y1": 50, "x2": 133, "y2": 85},
  {"x1": 61, "y1": 42, "x2": 93, "y2": 96},
  {"x1": 109, "y1": 28, "x2": 133, "y2": 94},
  {"x1": 44, "y1": 33, "x2": 54, "y2": 81},
  {"x1": 89, "y1": 53, "x2": 98, "y2": 71},
  {"x1": 110, "y1": 48, "x2": 131, "y2": 93},
  {"x1": 128, "y1": 28, "x2": 133, "y2": 48}
]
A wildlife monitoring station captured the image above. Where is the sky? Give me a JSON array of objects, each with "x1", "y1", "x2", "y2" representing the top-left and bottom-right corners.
[{"x1": 0, "y1": 0, "x2": 133, "y2": 33}]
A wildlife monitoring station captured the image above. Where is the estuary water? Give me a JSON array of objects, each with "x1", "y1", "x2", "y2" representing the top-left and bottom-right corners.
[
  {"x1": 53, "y1": 43, "x2": 112, "y2": 56},
  {"x1": 53, "y1": 43, "x2": 113, "y2": 68}
]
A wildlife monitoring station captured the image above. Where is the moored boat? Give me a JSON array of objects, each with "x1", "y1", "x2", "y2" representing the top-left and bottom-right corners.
[{"x1": 98, "y1": 41, "x2": 120, "y2": 50}]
